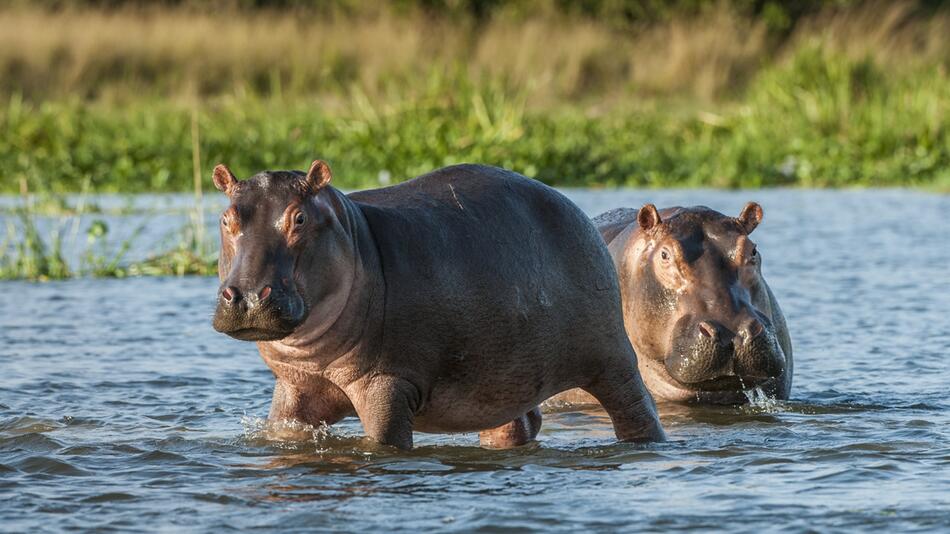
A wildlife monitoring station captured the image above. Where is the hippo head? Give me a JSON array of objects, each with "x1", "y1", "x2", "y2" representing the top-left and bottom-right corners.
[
  {"x1": 621, "y1": 203, "x2": 789, "y2": 403},
  {"x1": 211, "y1": 160, "x2": 353, "y2": 342}
]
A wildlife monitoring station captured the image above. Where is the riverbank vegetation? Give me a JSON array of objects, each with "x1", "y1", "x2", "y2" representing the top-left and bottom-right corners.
[
  {"x1": 1, "y1": 0, "x2": 948, "y2": 279},
  {"x1": 2, "y1": 0, "x2": 949, "y2": 193}
]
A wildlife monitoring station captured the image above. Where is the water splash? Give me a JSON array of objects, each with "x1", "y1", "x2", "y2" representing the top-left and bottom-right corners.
[
  {"x1": 238, "y1": 415, "x2": 372, "y2": 455},
  {"x1": 240, "y1": 415, "x2": 333, "y2": 445},
  {"x1": 742, "y1": 386, "x2": 780, "y2": 412}
]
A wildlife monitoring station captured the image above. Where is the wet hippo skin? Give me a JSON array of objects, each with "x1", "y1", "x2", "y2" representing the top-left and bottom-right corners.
[
  {"x1": 210, "y1": 161, "x2": 664, "y2": 449},
  {"x1": 553, "y1": 203, "x2": 792, "y2": 405}
]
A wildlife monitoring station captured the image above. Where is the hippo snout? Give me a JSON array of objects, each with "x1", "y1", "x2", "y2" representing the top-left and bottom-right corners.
[
  {"x1": 212, "y1": 283, "x2": 305, "y2": 341},
  {"x1": 666, "y1": 316, "x2": 785, "y2": 389}
]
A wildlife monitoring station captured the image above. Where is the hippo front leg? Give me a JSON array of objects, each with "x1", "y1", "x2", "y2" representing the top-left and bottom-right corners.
[
  {"x1": 479, "y1": 407, "x2": 542, "y2": 449},
  {"x1": 268, "y1": 379, "x2": 353, "y2": 428},
  {"x1": 346, "y1": 376, "x2": 419, "y2": 450}
]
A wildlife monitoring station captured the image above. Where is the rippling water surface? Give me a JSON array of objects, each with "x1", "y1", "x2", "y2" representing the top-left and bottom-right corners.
[{"x1": 2, "y1": 189, "x2": 949, "y2": 531}]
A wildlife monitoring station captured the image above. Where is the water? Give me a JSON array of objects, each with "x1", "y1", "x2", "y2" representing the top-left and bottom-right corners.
[{"x1": 2, "y1": 189, "x2": 949, "y2": 532}]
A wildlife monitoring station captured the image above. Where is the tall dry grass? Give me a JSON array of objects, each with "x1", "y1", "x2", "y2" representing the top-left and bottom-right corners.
[
  {"x1": 789, "y1": 1, "x2": 950, "y2": 66},
  {"x1": 1, "y1": 1, "x2": 946, "y2": 104}
]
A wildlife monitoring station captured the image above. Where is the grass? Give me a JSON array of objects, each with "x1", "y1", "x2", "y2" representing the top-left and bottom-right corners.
[
  {"x1": 3, "y1": 46, "x2": 948, "y2": 194},
  {"x1": 2, "y1": 1, "x2": 948, "y2": 194},
  {"x1": 3, "y1": 43, "x2": 949, "y2": 281},
  {"x1": 2, "y1": 2, "x2": 947, "y2": 103},
  {"x1": 0, "y1": 147, "x2": 218, "y2": 280},
  {"x1": 0, "y1": 4, "x2": 773, "y2": 102},
  {"x1": 0, "y1": 198, "x2": 219, "y2": 280},
  {"x1": 0, "y1": 2, "x2": 948, "y2": 279},
  {"x1": 1, "y1": 208, "x2": 71, "y2": 280}
]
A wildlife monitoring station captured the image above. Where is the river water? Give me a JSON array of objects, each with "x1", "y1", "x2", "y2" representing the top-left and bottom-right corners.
[{"x1": 2, "y1": 189, "x2": 949, "y2": 531}]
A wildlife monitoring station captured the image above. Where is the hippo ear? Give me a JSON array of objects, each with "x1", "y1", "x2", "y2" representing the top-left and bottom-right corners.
[
  {"x1": 737, "y1": 202, "x2": 763, "y2": 234},
  {"x1": 637, "y1": 204, "x2": 662, "y2": 231},
  {"x1": 212, "y1": 164, "x2": 239, "y2": 194},
  {"x1": 305, "y1": 159, "x2": 333, "y2": 193}
]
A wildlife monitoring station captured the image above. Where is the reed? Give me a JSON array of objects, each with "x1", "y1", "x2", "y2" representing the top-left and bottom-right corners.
[
  {"x1": 0, "y1": 2, "x2": 946, "y2": 103},
  {"x1": 0, "y1": 183, "x2": 218, "y2": 280}
]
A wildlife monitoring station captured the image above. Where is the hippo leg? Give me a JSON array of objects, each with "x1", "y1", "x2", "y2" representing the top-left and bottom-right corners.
[
  {"x1": 347, "y1": 376, "x2": 417, "y2": 450},
  {"x1": 268, "y1": 379, "x2": 353, "y2": 427},
  {"x1": 478, "y1": 407, "x2": 542, "y2": 449},
  {"x1": 583, "y1": 354, "x2": 666, "y2": 442}
]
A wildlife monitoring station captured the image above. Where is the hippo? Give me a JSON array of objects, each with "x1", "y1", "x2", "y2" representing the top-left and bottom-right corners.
[
  {"x1": 210, "y1": 161, "x2": 664, "y2": 449},
  {"x1": 555, "y1": 203, "x2": 791, "y2": 405}
]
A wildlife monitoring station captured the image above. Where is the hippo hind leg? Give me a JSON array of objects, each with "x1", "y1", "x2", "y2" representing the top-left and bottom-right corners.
[
  {"x1": 478, "y1": 407, "x2": 542, "y2": 449},
  {"x1": 583, "y1": 347, "x2": 666, "y2": 442}
]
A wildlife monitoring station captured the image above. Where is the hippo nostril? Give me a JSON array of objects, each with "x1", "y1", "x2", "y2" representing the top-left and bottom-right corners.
[
  {"x1": 698, "y1": 321, "x2": 717, "y2": 339},
  {"x1": 258, "y1": 286, "x2": 272, "y2": 301},
  {"x1": 749, "y1": 320, "x2": 764, "y2": 338},
  {"x1": 738, "y1": 319, "x2": 765, "y2": 344},
  {"x1": 222, "y1": 286, "x2": 241, "y2": 304}
]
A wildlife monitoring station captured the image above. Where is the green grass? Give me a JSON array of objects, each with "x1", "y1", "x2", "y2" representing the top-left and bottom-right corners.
[
  {"x1": 0, "y1": 189, "x2": 218, "y2": 280},
  {"x1": 1, "y1": 45, "x2": 948, "y2": 280},
  {"x1": 0, "y1": 210, "x2": 218, "y2": 280},
  {"x1": 1, "y1": 208, "x2": 71, "y2": 280},
  {"x1": 3, "y1": 47, "x2": 947, "y2": 195}
]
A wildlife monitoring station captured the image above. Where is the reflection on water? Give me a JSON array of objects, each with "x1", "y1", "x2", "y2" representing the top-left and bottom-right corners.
[{"x1": 1, "y1": 189, "x2": 949, "y2": 531}]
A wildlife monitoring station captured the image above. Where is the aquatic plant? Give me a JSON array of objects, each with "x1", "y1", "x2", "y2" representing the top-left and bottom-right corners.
[
  {"x1": 0, "y1": 129, "x2": 219, "y2": 280},
  {"x1": 0, "y1": 208, "x2": 71, "y2": 280},
  {"x1": 0, "y1": 200, "x2": 219, "y2": 280}
]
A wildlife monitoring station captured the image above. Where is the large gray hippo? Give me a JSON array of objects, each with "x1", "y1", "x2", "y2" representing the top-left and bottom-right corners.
[
  {"x1": 557, "y1": 203, "x2": 792, "y2": 405},
  {"x1": 210, "y1": 161, "x2": 664, "y2": 449}
]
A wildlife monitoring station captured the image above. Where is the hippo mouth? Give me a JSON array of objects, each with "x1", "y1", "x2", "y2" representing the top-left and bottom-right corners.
[
  {"x1": 685, "y1": 374, "x2": 773, "y2": 392},
  {"x1": 212, "y1": 308, "x2": 302, "y2": 341},
  {"x1": 656, "y1": 374, "x2": 779, "y2": 405},
  {"x1": 663, "y1": 326, "x2": 786, "y2": 400},
  {"x1": 223, "y1": 326, "x2": 295, "y2": 342},
  {"x1": 212, "y1": 290, "x2": 306, "y2": 341}
]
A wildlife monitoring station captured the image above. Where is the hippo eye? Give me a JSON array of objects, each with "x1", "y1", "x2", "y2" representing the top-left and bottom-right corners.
[{"x1": 293, "y1": 212, "x2": 307, "y2": 227}]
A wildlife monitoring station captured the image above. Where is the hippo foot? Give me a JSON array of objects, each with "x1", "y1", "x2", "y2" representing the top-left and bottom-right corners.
[{"x1": 478, "y1": 408, "x2": 542, "y2": 449}]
